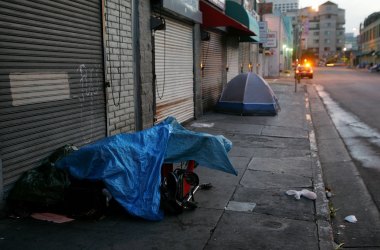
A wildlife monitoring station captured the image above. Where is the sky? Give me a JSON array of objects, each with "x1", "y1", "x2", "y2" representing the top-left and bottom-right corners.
[{"x1": 299, "y1": 0, "x2": 378, "y2": 35}]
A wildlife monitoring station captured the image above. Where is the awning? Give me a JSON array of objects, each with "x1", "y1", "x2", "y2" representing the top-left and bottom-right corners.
[
  {"x1": 355, "y1": 51, "x2": 364, "y2": 57},
  {"x1": 239, "y1": 35, "x2": 260, "y2": 43},
  {"x1": 225, "y1": 1, "x2": 260, "y2": 42},
  {"x1": 199, "y1": 1, "x2": 255, "y2": 36},
  {"x1": 366, "y1": 50, "x2": 375, "y2": 56}
]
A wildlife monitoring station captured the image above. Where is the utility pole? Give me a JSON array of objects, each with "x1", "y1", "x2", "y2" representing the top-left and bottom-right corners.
[{"x1": 297, "y1": 15, "x2": 307, "y2": 62}]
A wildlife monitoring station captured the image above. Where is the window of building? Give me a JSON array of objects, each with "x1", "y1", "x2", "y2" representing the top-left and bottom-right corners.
[
  {"x1": 327, "y1": 15, "x2": 331, "y2": 18},
  {"x1": 325, "y1": 39, "x2": 330, "y2": 44},
  {"x1": 314, "y1": 39, "x2": 319, "y2": 43},
  {"x1": 324, "y1": 31, "x2": 330, "y2": 35},
  {"x1": 326, "y1": 23, "x2": 331, "y2": 27},
  {"x1": 314, "y1": 31, "x2": 319, "y2": 35}
]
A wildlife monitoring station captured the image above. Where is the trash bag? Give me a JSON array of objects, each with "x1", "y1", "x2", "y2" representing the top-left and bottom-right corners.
[{"x1": 8, "y1": 145, "x2": 76, "y2": 216}]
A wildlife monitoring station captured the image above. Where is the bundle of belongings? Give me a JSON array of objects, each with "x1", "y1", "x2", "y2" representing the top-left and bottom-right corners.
[{"x1": 8, "y1": 117, "x2": 237, "y2": 221}]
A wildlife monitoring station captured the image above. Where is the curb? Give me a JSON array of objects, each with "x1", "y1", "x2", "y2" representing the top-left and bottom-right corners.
[{"x1": 305, "y1": 84, "x2": 335, "y2": 250}]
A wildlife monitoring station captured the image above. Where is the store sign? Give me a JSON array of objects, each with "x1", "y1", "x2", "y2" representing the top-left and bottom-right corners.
[
  {"x1": 263, "y1": 31, "x2": 277, "y2": 48},
  {"x1": 258, "y1": 21, "x2": 268, "y2": 44},
  {"x1": 162, "y1": 0, "x2": 202, "y2": 23},
  {"x1": 207, "y1": 0, "x2": 225, "y2": 10},
  {"x1": 258, "y1": 2, "x2": 273, "y2": 15}
]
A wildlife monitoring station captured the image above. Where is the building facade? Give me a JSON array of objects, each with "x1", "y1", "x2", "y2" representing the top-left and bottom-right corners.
[
  {"x1": 345, "y1": 32, "x2": 358, "y2": 51},
  {"x1": 267, "y1": 0, "x2": 299, "y2": 14},
  {"x1": 0, "y1": 0, "x2": 260, "y2": 204},
  {"x1": 285, "y1": 1, "x2": 345, "y2": 63},
  {"x1": 0, "y1": 0, "x2": 136, "y2": 200},
  {"x1": 262, "y1": 13, "x2": 293, "y2": 77},
  {"x1": 358, "y1": 12, "x2": 380, "y2": 65}
]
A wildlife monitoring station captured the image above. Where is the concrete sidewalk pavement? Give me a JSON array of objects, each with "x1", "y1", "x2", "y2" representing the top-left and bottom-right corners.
[{"x1": 0, "y1": 81, "x2": 334, "y2": 250}]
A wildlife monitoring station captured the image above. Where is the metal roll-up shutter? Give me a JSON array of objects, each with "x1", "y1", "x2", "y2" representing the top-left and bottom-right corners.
[
  {"x1": 0, "y1": 0, "x2": 106, "y2": 192},
  {"x1": 154, "y1": 17, "x2": 194, "y2": 123},
  {"x1": 201, "y1": 31, "x2": 224, "y2": 111},
  {"x1": 226, "y1": 37, "x2": 239, "y2": 83}
]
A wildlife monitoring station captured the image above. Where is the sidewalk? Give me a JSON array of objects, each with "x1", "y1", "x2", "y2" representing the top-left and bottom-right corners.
[{"x1": 0, "y1": 81, "x2": 334, "y2": 250}]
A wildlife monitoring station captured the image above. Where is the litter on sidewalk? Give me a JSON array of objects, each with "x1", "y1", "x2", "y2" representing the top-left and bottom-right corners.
[
  {"x1": 285, "y1": 189, "x2": 317, "y2": 200},
  {"x1": 344, "y1": 215, "x2": 358, "y2": 223},
  {"x1": 31, "y1": 213, "x2": 74, "y2": 224}
]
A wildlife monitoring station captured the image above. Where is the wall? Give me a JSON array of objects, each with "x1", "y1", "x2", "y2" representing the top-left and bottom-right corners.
[
  {"x1": 136, "y1": 1, "x2": 154, "y2": 129},
  {"x1": 105, "y1": 0, "x2": 136, "y2": 134},
  {"x1": 360, "y1": 18, "x2": 380, "y2": 64},
  {"x1": 194, "y1": 24, "x2": 203, "y2": 118},
  {"x1": 264, "y1": 14, "x2": 281, "y2": 77},
  {"x1": 0, "y1": 159, "x2": 3, "y2": 206}
]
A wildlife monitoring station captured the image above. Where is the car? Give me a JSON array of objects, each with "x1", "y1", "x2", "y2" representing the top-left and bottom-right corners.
[
  {"x1": 369, "y1": 64, "x2": 380, "y2": 72},
  {"x1": 295, "y1": 65, "x2": 313, "y2": 79}
]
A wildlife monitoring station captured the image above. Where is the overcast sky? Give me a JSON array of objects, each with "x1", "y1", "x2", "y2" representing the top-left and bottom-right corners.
[{"x1": 299, "y1": 0, "x2": 378, "y2": 35}]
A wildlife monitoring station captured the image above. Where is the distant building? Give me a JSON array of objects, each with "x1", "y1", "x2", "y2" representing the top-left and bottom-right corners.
[
  {"x1": 358, "y1": 12, "x2": 380, "y2": 65},
  {"x1": 262, "y1": 13, "x2": 293, "y2": 77},
  {"x1": 284, "y1": 1, "x2": 345, "y2": 62},
  {"x1": 345, "y1": 32, "x2": 358, "y2": 51},
  {"x1": 267, "y1": 0, "x2": 299, "y2": 13}
]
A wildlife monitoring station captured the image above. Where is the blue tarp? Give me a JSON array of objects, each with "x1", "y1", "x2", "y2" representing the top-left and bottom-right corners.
[{"x1": 56, "y1": 117, "x2": 236, "y2": 221}]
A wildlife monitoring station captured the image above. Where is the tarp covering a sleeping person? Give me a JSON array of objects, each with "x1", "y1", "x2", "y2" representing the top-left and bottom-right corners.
[{"x1": 56, "y1": 116, "x2": 237, "y2": 221}]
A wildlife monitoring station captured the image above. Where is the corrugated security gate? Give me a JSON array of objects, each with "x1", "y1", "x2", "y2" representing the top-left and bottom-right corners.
[
  {"x1": 226, "y1": 37, "x2": 239, "y2": 83},
  {"x1": 201, "y1": 31, "x2": 224, "y2": 111},
  {"x1": 154, "y1": 17, "x2": 194, "y2": 123},
  {"x1": 0, "y1": 0, "x2": 106, "y2": 193}
]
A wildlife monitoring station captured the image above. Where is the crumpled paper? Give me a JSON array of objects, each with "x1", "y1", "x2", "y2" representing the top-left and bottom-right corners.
[
  {"x1": 344, "y1": 215, "x2": 357, "y2": 223},
  {"x1": 286, "y1": 189, "x2": 317, "y2": 200}
]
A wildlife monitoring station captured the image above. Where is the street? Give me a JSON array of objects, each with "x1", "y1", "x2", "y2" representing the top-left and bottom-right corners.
[
  {"x1": 313, "y1": 67, "x2": 380, "y2": 209},
  {"x1": 310, "y1": 67, "x2": 380, "y2": 247}
]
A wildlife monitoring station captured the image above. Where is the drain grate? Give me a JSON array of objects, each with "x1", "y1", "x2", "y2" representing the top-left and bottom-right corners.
[{"x1": 225, "y1": 201, "x2": 256, "y2": 212}]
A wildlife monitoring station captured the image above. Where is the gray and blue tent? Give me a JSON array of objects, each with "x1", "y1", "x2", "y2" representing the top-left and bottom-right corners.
[{"x1": 216, "y1": 72, "x2": 280, "y2": 115}]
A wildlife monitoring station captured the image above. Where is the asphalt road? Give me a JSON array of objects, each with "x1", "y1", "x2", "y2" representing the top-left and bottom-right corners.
[
  {"x1": 312, "y1": 67, "x2": 380, "y2": 128},
  {"x1": 311, "y1": 66, "x2": 380, "y2": 212}
]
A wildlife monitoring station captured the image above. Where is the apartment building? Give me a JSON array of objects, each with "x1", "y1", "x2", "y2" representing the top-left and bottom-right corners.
[
  {"x1": 285, "y1": 1, "x2": 345, "y2": 61},
  {"x1": 345, "y1": 32, "x2": 358, "y2": 51},
  {"x1": 267, "y1": 0, "x2": 299, "y2": 13}
]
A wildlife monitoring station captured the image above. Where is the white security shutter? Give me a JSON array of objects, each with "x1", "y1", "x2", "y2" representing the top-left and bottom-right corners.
[
  {"x1": 201, "y1": 31, "x2": 224, "y2": 111},
  {"x1": 154, "y1": 17, "x2": 194, "y2": 123},
  {"x1": 226, "y1": 37, "x2": 239, "y2": 83}
]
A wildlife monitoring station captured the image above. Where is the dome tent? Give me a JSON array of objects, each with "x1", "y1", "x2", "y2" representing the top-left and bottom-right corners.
[{"x1": 216, "y1": 72, "x2": 280, "y2": 115}]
